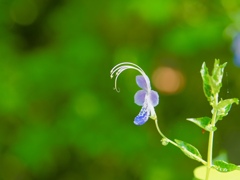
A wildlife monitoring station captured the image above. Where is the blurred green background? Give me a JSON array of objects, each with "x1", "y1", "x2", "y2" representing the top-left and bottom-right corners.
[{"x1": 1, "y1": 0, "x2": 240, "y2": 179}]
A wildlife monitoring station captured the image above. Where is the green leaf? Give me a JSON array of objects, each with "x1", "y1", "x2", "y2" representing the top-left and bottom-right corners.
[
  {"x1": 200, "y1": 62, "x2": 213, "y2": 103},
  {"x1": 200, "y1": 60, "x2": 228, "y2": 105},
  {"x1": 216, "y1": 98, "x2": 239, "y2": 120},
  {"x1": 211, "y1": 59, "x2": 227, "y2": 94},
  {"x1": 213, "y1": 160, "x2": 240, "y2": 172},
  {"x1": 174, "y1": 139, "x2": 202, "y2": 163},
  {"x1": 186, "y1": 117, "x2": 217, "y2": 132}
]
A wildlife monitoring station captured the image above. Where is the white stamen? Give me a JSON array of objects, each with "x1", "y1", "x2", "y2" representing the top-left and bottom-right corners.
[{"x1": 110, "y1": 62, "x2": 151, "y2": 92}]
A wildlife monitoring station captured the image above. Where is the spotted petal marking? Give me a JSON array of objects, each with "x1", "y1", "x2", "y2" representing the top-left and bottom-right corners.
[{"x1": 134, "y1": 103, "x2": 150, "y2": 125}]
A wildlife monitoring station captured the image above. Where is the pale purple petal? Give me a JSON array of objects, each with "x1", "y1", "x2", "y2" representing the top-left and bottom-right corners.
[
  {"x1": 134, "y1": 90, "x2": 146, "y2": 106},
  {"x1": 149, "y1": 90, "x2": 159, "y2": 107},
  {"x1": 134, "y1": 105, "x2": 150, "y2": 125},
  {"x1": 136, "y1": 75, "x2": 149, "y2": 90}
]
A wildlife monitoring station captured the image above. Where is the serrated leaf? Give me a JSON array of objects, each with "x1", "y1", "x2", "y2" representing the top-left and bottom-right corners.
[
  {"x1": 216, "y1": 98, "x2": 239, "y2": 120},
  {"x1": 174, "y1": 139, "x2": 202, "y2": 163},
  {"x1": 187, "y1": 117, "x2": 217, "y2": 132},
  {"x1": 211, "y1": 59, "x2": 227, "y2": 94},
  {"x1": 200, "y1": 62, "x2": 213, "y2": 103},
  {"x1": 200, "y1": 60, "x2": 228, "y2": 105},
  {"x1": 213, "y1": 160, "x2": 239, "y2": 172}
]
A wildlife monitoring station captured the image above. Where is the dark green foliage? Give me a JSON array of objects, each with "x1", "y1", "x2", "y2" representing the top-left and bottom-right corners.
[{"x1": 0, "y1": 0, "x2": 240, "y2": 180}]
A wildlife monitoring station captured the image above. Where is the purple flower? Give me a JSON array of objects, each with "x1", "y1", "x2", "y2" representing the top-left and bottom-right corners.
[
  {"x1": 232, "y1": 34, "x2": 240, "y2": 67},
  {"x1": 110, "y1": 62, "x2": 159, "y2": 125}
]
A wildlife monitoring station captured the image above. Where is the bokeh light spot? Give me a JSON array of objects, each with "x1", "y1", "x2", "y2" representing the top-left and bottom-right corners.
[{"x1": 152, "y1": 66, "x2": 185, "y2": 94}]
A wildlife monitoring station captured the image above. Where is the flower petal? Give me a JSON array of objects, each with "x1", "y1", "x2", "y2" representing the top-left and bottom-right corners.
[
  {"x1": 134, "y1": 105, "x2": 150, "y2": 125},
  {"x1": 149, "y1": 90, "x2": 159, "y2": 107},
  {"x1": 134, "y1": 90, "x2": 147, "y2": 106},
  {"x1": 136, "y1": 75, "x2": 149, "y2": 90}
]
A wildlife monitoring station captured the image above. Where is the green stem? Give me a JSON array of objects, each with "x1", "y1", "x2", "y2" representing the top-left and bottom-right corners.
[
  {"x1": 154, "y1": 119, "x2": 207, "y2": 165},
  {"x1": 205, "y1": 95, "x2": 218, "y2": 180},
  {"x1": 155, "y1": 119, "x2": 178, "y2": 147},
  {"x1": 205, "y1": 128, "x2": 214, "y2": 179}
]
